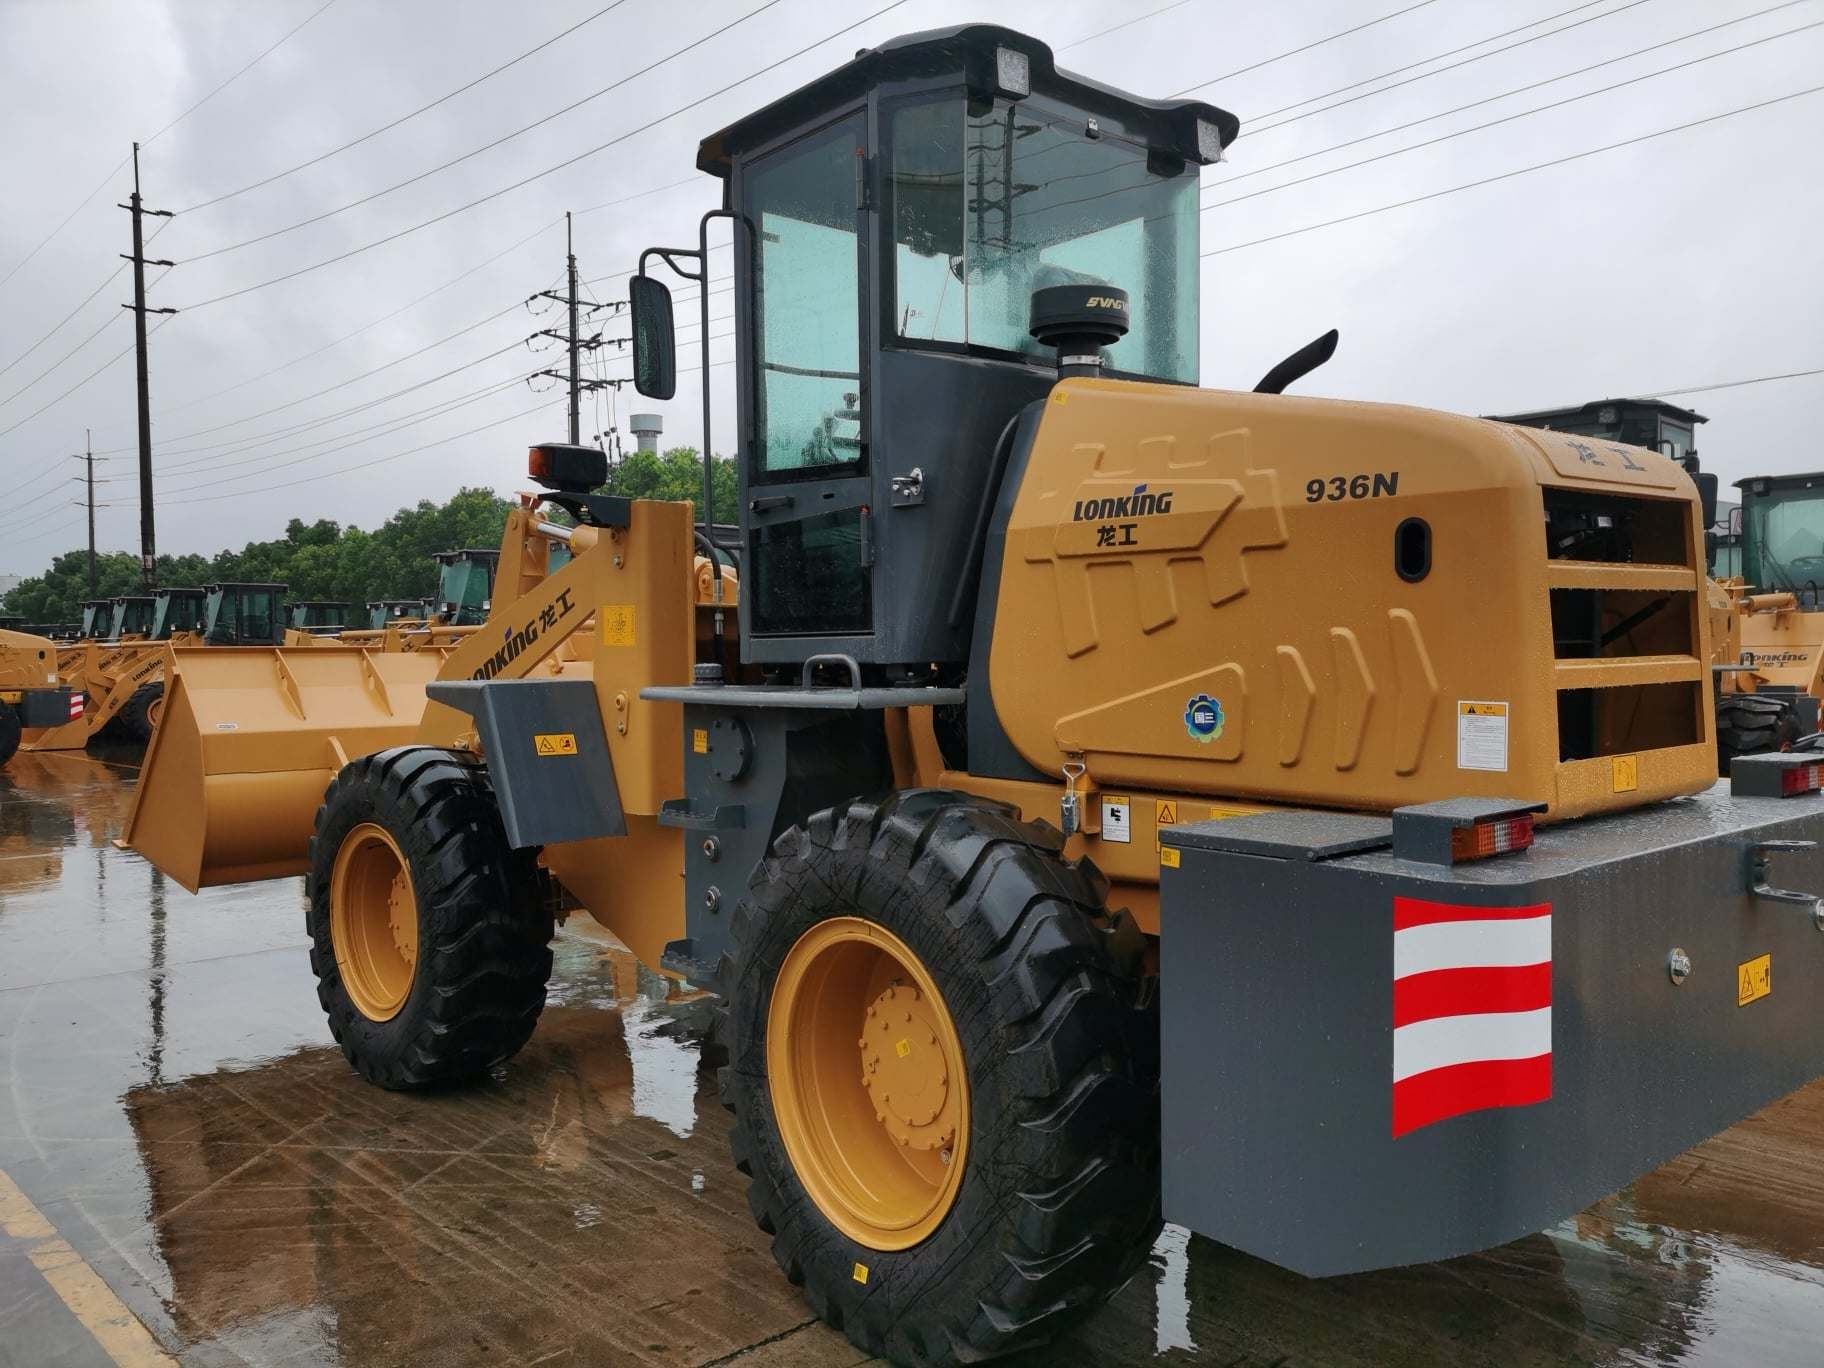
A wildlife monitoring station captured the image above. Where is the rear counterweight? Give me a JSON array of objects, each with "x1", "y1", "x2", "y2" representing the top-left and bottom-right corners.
[{"x1": 1159, "y1": 786, "x2": 1824, "y2": 1277}]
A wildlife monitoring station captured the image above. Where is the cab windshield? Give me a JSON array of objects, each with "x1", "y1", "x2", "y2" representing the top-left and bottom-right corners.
[
  {"x1": 1743, "y1": 484, "x2": 1824, "y2": 604},
  {"x1": 889, "y1": 95, "x2": 1200, "y2": 382}
]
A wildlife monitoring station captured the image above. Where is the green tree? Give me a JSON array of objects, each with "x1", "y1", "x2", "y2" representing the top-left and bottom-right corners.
[
  {"x1": 2, "y1": 487, "x2": 512, "y2": 624},
  {"x1": 602, "y1": 446, "x2": 737, "y2": 524}
]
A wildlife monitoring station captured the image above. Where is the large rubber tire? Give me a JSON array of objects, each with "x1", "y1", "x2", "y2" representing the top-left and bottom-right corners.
[
  {"x1": 1717, "y1": 693, "x2": 1803, "y2": 767},
  {"x1": 719, "y1": 790, "x2": 1159, "y2": 1366},
  {"x1": 306, "y1": 747, "x2": 553, "y2": 1090},
  {"x1": 0, "y1": 700, "x2": 20, "y2": 768},
  {"x1": 114, "y1": 682, "x2": 164, "y2": 745}
]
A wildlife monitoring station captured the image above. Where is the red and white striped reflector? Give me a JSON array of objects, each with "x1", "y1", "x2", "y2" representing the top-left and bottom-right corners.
[
  {"x1": 1449, "y1": 813, "x2": 1534, "y2": 863},
  {"x1": 1392, "y1": 898, "x2": 1552, "y2": 1138},
  {"x1": 1781, "y1": 762, "x2": 1824, "y2": 796},
  {"x1": 67, "y1": 693, "x2": 84, "y2": 721}
]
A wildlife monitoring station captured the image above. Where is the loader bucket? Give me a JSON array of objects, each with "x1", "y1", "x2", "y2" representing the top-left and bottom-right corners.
[{"x1": 121, "y1": 646, "x2": 448, "y2": 891}]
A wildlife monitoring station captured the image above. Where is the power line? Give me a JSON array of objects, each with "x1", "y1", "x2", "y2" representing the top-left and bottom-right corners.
[
  {"x1": 1646, "y1": 367, "x2": 1824, "y2": 400},
  {"x1": 165, "y1": 397, "x2": 565, "y2": 506},
  {"x1": 0, "y1": 152, "x2": 131, "y2": 299},
  {"x1": 1170, "y1": 0, "x2": 1447, "y2": 97},
  {"x1": 1246, "y1": 0, "x2": 1656, "y2": 133},
  {"x1": 1201, "y1": 83, "x2": 1824, "y2": 259},
  {"x1": 0, "y1": 315, "x2": 175, "y2": 441},
  {"x1": 0, "y1": 217, "x2": 174, "y2": 387},
  {"x1": 0, "y1": 262, "x2": 175, "y2": 412},
  {"x1": 146, "y1": 218, "x2": 562, "y2": 424},
  {"x1": 177, "y1": 1, "x2": 631, "y2": 214},
  {"x1": 172, "y1": 0, "x2": 913, "y2": 310},
  {"x1": 1208, "y1": 0, "x2": 1809, "y2": 191},
  {"x1": 1202, "y1": 17, "x2": 1823, "y2": 213},
  {"x1": 181, "y1": 0, "x2": 788, "y2": 263},
  {"x1": 140, "y1": 301, "x2": 529, "y2": 449},
  {"x1": 1060, "y1": 0, "x2": 1196, "y2": 51},
  {"x1": 154, "y1": 356, "x2": 533, "y2": 470},
  {"x1": 157, "y1": 371, "x2": 538, "y2": 490},
  {"x1": 141, "y1": 0, "x2": 342, "y2": 146}
]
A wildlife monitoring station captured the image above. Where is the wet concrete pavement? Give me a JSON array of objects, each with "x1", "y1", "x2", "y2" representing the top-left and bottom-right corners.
[{"x1": 3, "y1": 752, "x2": 1824, "y2": 1367}]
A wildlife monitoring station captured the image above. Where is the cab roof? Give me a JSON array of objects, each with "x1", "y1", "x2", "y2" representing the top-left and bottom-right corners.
[{"x1": 697, "y1": 24, "x2": 1238, "y2": 176}]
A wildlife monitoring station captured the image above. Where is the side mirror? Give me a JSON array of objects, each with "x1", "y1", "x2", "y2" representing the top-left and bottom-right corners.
[
  {"x1": 1694, "y1": 471, "x2": 1719, "y2": 532},
  {"x1": 630, "y1": 274, "x2": 677, "y2": 401}
]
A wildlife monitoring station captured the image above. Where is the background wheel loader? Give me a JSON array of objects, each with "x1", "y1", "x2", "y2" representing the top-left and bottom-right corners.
[
  {"x1": 0, "y1": 628, "x2": 81, "y2": 767},
  {"x1": 119, "y1": 25, "x2": 1824, "y2": 1368}
]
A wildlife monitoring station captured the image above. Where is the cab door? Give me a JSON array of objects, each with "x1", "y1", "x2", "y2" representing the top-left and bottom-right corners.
[{"x1": 738, "y1": 112, "x2": 873, "y2": 653}]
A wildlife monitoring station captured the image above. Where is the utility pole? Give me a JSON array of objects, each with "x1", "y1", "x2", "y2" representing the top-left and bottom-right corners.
[
  {"x1": 567, "y1": 211, "x2": 580, "y2": 444},
  {"x1": 531, "y1": 212, "x2": 621, "y2": 448},
  {"x1": 120, "y1": 142, "x2": 175, "y2": 591},
  {"x1": 82, "y1": 429, "x2": 95, "y2": 594}
]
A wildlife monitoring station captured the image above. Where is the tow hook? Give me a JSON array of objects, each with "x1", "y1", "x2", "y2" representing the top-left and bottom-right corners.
[{"x1": 1747, "y1": 839, "x2": 1824, "y2": 929}]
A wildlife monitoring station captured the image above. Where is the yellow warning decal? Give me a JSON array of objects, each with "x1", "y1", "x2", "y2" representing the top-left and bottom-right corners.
[
  {"x1": 1159, "y1": 846, "x2": 1181, "y2": 869},
  {"x1": 895, "y1": 1038, "x2": 911, "y2": 1058},
  {"x1": 1153, "y1": 799, "x2": 1181, "y2": 851},
  {"x1": 534, "y1": 733, "x2": 578, "y2": 757},
  {"x1": 692, "y1": 727, "x2": 709, "y2": 754},
  {"x1": 852, "y1": 1262, "x2": 870, "y2": 1285},
  {"x1": 601, "y1": 604, "x2": 637, "y2": 646},
  {"x1": 1460, "y1": 701, "x2": 1508, "y2": 717},
  {"x1": 1738, "y1": 953, "x2": 1771, "y2": 1007},
  {"x1": 1612, "y1": 754, "x2": 1639, "y2": 793}
]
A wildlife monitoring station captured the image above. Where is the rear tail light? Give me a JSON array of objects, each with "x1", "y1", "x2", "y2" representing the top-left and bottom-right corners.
[
  {"x1": 1782, "y1": 762, "x2": 1824, "y2": 796},
  {"x1": 1449, "y1": 813, "x2": 1536, "y2": 863}
]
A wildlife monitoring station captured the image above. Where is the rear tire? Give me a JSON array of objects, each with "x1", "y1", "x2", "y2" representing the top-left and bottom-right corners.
[
  {"x1": 720, "y1": 790, "x2": 1159, "y2": 1366},
  {"x1": 0, "y1": 701, "x2": 20, "y2": 767},
  {"x1": 114, "y1": 682, "x2": 163, "y2": 744},
  {"x1": 306, "y1": 747, "x2": 553, "y2": 1090},
  {"x1": 1717, "y1": 693, "x2": 1802, "y2": 767}
]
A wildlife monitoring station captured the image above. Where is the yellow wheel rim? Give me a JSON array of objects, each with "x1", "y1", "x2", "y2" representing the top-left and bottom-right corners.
[
  {"x1": 329, "y1": 822, "x2": 418, "y2": 1022},
  {"x1": 767, "y1": 917, "x2": 969, "y2": 1250},
  {"x1": 145, "y1": 693, "x2": 164, "y2": 728}
]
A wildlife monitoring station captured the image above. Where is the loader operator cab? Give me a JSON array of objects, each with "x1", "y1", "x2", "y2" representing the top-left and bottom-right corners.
[
  {"x1": 429, "y1": 548, "x2": 498, "y2": 625},
  {"x1": 150, "y1": 588, "x2": 208, "y2": 641},
  {"x1": 106, "y1": 596, "x2": 156, "y2": 641},
  {"x1": 288, "y1": 601, "x2": 351, "y2": 633},
  {"x1": 367, "y1": 599, "x2": 426, "y2": 630},
  {"x1": 201, "y1": 583, "x2": 285, "y2": 646},
  {"x1": 632, "y1": 24, "x2": 1235, "y2": 675},
  {"x1": 1737, "y1": 471, "x2": 1824, "y2": 608}
]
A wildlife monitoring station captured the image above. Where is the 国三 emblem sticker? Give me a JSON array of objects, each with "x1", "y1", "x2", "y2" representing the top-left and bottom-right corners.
[{"x1": 1184, "y1": 693, "x2": 1224, "y2": 744}]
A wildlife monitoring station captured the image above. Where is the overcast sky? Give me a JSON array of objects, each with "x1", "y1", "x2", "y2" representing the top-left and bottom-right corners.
[{"x1": 1, "y1": 0, "x2": 1819, "y2": 576}]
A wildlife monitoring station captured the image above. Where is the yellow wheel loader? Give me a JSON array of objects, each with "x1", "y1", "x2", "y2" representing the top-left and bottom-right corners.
[
  {"x1": 120, "y1": 26, "x2": 1824, "y2": 1366},
  {"x1": 0, "y1": 628, "x2": 82, "y2": 767},
  {"x1": 1708, "y1": 470, "x2": 1824, "y2": 757}
]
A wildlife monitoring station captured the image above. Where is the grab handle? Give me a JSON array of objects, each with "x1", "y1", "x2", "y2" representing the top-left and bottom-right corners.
[{"x1": 1748, "y1": 839, "x2": 1824, "y2": 929}]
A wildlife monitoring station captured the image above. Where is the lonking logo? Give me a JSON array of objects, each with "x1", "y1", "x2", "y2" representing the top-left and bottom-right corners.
[
  {"x1": 471, "y1": 587, "x2": 578, "y2": 680},
  {"x1": 1072, "y1": 482, "x2": 1174, "y2": 522}
]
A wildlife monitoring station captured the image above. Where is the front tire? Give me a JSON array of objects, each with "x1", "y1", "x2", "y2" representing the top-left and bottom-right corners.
[
  {"x1": 114, "y1": 682, "x2": 163, "y2": 744},
  {"x1": 1717, "y1": 692, "x2": 1802, "y2": 767},
  {"x1": 0, "y1": 700, "x2": 20, "y2": 767},
  {"x1": 306, "y1": 747, "x2": 553, "y2": 1090},
  {"x1": 720, "y1": 790, "x2": 1159, "y2": 1366}
]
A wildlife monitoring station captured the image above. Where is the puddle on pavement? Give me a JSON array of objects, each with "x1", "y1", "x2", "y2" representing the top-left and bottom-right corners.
[{"x1": 5, "y1": 753, "x2": 1824, "y2": 1367}]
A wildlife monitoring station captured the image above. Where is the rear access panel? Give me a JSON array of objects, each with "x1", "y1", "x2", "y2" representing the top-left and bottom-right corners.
[{"x1": 1158, "y1": 786, "x2": 1824, "y2": 1278}]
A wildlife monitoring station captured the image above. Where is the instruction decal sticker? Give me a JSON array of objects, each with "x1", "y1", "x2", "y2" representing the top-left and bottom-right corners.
[
  {"x1": 1100, "y1": 795, "x2": 1132, "y2": 844},
  {"x1": 1456, "y1": 700, "x2": 1509, "y2": 772}
]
